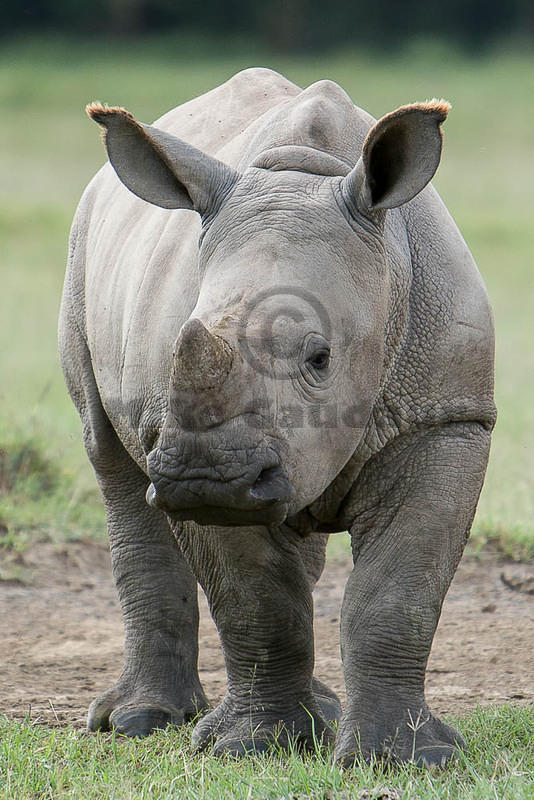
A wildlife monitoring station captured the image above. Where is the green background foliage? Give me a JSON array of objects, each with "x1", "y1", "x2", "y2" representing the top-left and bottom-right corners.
[{"x1": 2, "y1": 0, "x2": 534, "y2": 51}]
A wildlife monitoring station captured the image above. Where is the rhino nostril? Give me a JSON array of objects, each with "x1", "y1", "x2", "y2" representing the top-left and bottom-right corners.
[
  {"x1": 249, "y1": 466, "x2": 286, "y2": 503},
  {"x1": 146, "y1": 482, "x2": 162, "y2": 509}
]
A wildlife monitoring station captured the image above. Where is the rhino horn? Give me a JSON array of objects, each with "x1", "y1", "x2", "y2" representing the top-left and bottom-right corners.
[{"x1": 172, "y1": 318, "x2": 234, "y2": 392}]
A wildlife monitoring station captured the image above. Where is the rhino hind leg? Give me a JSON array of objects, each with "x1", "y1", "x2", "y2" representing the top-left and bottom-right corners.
[
  {"x1": 337, "y1": 422, "x2": 491, "y2": 767},
  {"x1": 300, "y1": 532, "x2": 342, "y2": 724},
  {"x1": 174, "y1": 523, "x2": 335, "y2": 755},
  {"x1": 311, "y1": 677, "x2": 342, "y2": 726}
]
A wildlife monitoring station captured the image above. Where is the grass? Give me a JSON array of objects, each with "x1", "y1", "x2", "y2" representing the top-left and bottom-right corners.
[
  {"x1": 1, "y1": 705, "x2": 533, "y2": 799},
  {"x1": 1, "y1": 36, "x2": 534, "y2": 559}
]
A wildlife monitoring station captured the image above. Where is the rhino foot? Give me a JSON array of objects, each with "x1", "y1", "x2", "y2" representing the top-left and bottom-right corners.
[
  {"x1": 311, "y1": 677, "x2": 342, "y2": 726},
  {"x1": 192, "y1": 691, "x2": 335, "y2": 756},
  {"x1": 88, "y1": 681, "x2": 209, "y2": 737},
  {"x1": 336, "y1": 705, "x2": 465, "y2": 769}
]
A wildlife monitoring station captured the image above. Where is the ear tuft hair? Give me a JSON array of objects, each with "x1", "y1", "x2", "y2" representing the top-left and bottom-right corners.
[
  {"x1": 376, "y1": 99, "x2": 451, "y2": 129},
  {"x1": 85, "y1": 102, "x2": 136, "y2": 126},
  {"x1": 86, "y1": 102, "x2": 148, "y2": 149},
  {"x1": 421, "y1": 98, "x2": 452, "y2": 119}
]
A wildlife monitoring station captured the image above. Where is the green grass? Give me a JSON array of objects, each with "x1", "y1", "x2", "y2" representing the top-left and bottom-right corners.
[
  {"x1": 1, "y1": 705, "x2": 533, "y2": 799},
  {"x1": 1, "y1": 36, "x2": 533, "y2": 558}
]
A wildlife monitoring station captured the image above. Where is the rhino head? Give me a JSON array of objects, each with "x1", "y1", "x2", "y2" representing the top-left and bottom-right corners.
[{"x1": 88, "y1": 97, "x2": 449, "y2": 527}]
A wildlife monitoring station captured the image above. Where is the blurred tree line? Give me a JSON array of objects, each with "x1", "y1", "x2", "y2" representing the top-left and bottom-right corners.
[{"x1": 3, "y1": 0, "x2": 534, "y2": 51}]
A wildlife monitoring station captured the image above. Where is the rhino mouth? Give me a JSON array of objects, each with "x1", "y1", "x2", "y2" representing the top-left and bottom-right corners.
[{"x1": 145, "y1": 451, "x2": 294, "y2": 526}]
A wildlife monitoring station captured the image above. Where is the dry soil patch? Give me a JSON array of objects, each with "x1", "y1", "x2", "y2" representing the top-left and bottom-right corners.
[{"x1": 0, "y1": 542, "x2": 532, "y2": 727}]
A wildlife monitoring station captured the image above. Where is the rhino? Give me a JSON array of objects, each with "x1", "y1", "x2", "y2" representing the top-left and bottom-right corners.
[{"x1": 59, "y1": 68, "x2": 495, "y2": 767}]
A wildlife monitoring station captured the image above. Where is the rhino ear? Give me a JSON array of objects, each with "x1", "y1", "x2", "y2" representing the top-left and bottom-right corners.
[
  {"x1": 86, "y1": 103, "x2": 239, "y2": 215},
  {"x1": 342, "y1": 100, "x2": 450, "y2": 217}
]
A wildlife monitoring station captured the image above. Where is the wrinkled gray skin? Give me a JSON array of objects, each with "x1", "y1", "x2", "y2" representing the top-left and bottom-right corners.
[{"x1": 59, "y1": 68, "x2": 495, "y2": 767}]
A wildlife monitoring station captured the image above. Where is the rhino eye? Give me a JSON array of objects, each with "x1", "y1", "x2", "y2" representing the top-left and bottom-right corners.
[
  {"x1": 302, "y1": 334, "x2": 331, "y2": 381},
  {"x1": 307, "y1": 349, "x2": 330, "y2": 371}
]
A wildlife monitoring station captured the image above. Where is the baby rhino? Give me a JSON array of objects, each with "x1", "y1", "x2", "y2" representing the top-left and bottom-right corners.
[{"x1": 59, "y1": 68, "x2": 495, "y2": 767}]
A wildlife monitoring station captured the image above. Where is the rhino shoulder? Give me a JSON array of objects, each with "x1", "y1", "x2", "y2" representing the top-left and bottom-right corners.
[{"x1": 379, "y1": 186, "x2": 496, "y2": 432}]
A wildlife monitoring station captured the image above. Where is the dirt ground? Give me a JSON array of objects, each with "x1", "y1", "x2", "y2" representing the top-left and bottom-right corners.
[{"x1": 0, "y1": 541, "x2": 532, "y2": 728}]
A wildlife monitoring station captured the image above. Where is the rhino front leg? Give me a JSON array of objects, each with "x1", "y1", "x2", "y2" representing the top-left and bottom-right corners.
[
  {"x1": 174, "y1": 523, "x2": 335, "y2": 755},
  {"x1": 87, "y1": 435, "x2": 208, "y2": 736},
  {"x1": 60, "y1": 308, "x2": 208, "y2": 736},
  {"x1": 337, "y1": 422, "x2": 491, "y2": 768}
]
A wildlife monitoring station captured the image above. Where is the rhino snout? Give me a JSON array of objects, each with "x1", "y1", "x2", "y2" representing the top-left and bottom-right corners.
[{"x1": 145, "y1": 445, "x2": 294, "y2": 526}]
